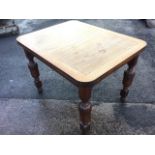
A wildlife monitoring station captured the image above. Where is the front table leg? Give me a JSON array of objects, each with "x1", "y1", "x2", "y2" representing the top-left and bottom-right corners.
[
  {"x1": 120, "y1": 56, "x2": 139, "y2": 103},
  {"x1": 79, "y1": 86, "x2": 92, "y2": 134},
  {"x1": 24, "y1": 49, "x2": 43, "y2": 94}
]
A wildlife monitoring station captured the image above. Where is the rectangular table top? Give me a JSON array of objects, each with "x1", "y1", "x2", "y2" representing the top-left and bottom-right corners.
[{"x1": 17, "y1": 20, "x2": 147, "y2": 83}]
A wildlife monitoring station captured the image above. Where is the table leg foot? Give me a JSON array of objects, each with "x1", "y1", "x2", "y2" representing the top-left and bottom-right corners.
[
  {"x1": 80, "y1": 123, "x2": 91, "y2": 135},
  {"x1": 120, "y1": 56, "x2": 138, "y2": 103},
  {"x1": 79, "y1": 87, "x2": 92, "y2": 135},
  {"x1": 24, "y1": 49, "x2": 43, "y2": 94}
]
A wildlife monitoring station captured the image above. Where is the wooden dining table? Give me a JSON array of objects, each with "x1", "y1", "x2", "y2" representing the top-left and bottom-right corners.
[{"x1": 17, "y1": 20, "x2": 147, "y2": 134}]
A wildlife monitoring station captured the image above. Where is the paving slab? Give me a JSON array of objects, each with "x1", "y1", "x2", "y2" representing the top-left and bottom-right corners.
[{"x1": 0, "y1": 99, "x2": 155, "y2": 135}]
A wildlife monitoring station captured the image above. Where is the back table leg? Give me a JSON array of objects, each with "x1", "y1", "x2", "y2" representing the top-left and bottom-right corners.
[
  {"x1": 79, "y1": 86, "x2": 92, "y2": 134},
  {"x1": 24, "y1": 49, "x2": 43, "y2": 94},
  {"x1": 120, "y1": 56, "x2": 139, "y2": 103}
]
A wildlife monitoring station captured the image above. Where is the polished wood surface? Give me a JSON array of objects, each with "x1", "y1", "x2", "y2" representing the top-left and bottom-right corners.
[{"x1": 17, "y1": 20, "x2": 147, "y2": 83}]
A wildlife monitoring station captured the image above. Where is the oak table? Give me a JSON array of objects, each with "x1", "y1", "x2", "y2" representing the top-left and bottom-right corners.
[{"x1": 17, "y1": 20, "x2": 147, "y2": 134}]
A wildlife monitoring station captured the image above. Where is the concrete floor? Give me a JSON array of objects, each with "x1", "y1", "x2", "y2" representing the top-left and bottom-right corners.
[{"x1": 0, "y1": 19, "x2": 155, "y2": 134}]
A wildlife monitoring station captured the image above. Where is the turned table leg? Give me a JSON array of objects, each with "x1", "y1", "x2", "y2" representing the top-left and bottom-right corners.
[
  {"x1": 120, "y1": 56, "x2": 139, "y2": 103},
  {"x1": 24, "y1": 49, "x2": 43, "y2": 94},
  {"x1": 79, "y1": 86, "x2": 92, "y2": 134}
]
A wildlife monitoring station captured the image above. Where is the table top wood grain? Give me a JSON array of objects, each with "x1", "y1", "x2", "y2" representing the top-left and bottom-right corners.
[{"x1": 17, "y1": 20, "x2": 147, "y2": 83}]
